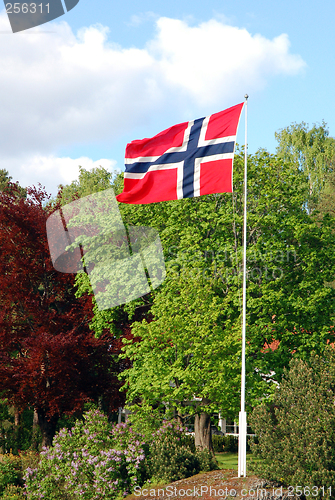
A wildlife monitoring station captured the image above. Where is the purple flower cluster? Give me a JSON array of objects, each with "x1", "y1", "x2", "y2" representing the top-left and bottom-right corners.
[{"x1": 24, "y1": 409, "x2": 148, "y2": 500}]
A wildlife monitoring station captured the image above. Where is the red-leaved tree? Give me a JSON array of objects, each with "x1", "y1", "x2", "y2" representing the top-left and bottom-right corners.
[{"x1": 0, "y1": 185, "x2": 126, "y2": 447}]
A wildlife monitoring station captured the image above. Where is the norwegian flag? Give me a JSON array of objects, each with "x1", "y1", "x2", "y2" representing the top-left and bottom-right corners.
[{"x1": 116, "y1": 102, "x2": 244, "y2": 204}]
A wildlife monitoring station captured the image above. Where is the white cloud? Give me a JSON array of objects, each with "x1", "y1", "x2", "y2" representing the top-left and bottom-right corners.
[
  {"x1": 0, "y1": 17, "x2": 160, "y2": 157},
  {"x1": 149, "y1": 18, "x2": 306, "y2": 106},
  {"x1": 0, "y1": 12, "x2": 306, "y2": 191},
  {"x1": 5, "y1": 154, "x2": 117, "y2": 196}
]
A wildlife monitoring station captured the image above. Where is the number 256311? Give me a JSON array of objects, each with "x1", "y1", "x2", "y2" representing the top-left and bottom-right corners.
[{"x1": 6, "y1": 3, "x2": 50, "y2": 14}]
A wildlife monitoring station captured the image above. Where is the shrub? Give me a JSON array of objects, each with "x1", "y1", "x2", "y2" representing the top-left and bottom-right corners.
[
  {"x1": 223, "y1": 435, "x2": 238, "y2": 453},
  {"x1": 196, "y1": 449, "x2": 218, "y2": 472},
  {"x1": 24, "y1": 412, "x2": 217, "y2": 498},
  {"x1": 249, "y1": 349, "x2": 335, "y2": 489},
  {"x1": 211, "y1": 434, "x2": 253, "y2": 454},
  {"x1": 0, "y1": 453, "x2": 22, "y2": 494},
  {"x1": 24, "y1": 409, "x2": 147, "y2": 500},
  {"x1": 17, "y1": 451, "x2": 39, "y2": 474},
  {"x1": 1, "y1": 484, "x2": 25, "y2": 499},
  {"x1": 212, "y1": 435, "x2": 224, "y2": 453},
  {"x1": 212, "y1": 435, "x2": 238, "y2": 453},
  {"x1": 0, "y1": 451, "x2": 39, "y2": 496},
  {"x1": 149, "y1": 420, "x2": 217, "y2": 483},
  {"x1": 110, "y1": 421, "x2": 150, "y2": 487}
]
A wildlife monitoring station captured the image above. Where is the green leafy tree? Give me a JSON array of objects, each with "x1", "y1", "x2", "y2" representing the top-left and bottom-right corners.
[
  {"x1": 275, "y1": 121, "x2": 335, "y2": 198},
  {"x1": 73, "y1": 149, "x2": 335, "y2": 451},
  {"x1": 55, "y1": 165, "x2": 116, "y2": 205},
  {"x1": 50, "y1": 166, "x2": 135, "y2": 341},
  {"x1": 0, "y1": 169, "x2": 12, "y2": 192},
  {"x1": 121, "y1": 274, "x2": 241, "y2": 452},
  {"x1": 315, "y1": 170, "x2": 335, "y2": 218},
  {"x1": 0, "y1": 169, "x2": 26, "y2": 198}
]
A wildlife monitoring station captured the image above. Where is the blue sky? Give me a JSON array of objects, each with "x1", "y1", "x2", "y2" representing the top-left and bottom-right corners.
[{"x1": 1, "y1": 0, "x2": 334, "y2": 195}]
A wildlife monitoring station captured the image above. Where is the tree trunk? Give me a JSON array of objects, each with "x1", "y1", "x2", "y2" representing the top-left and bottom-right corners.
[
  {"x1": 36, "y1": 408, "x2": 58, "y2": 448},
  {"x1": 31, "y1": 408, "x2": 40, "y2": 450},
  {"x1": 176, "y1": 411, "x2": 184, "y2": 426},
  {"x1": 12, "y1": 406, "x2": 21, "y2": 453},
  {"x1": 14, "y1": 407, "x2": 20, "y2": 427},
  {"x1": 194, "y1": 412, "x2": 214, "y2": 454}
]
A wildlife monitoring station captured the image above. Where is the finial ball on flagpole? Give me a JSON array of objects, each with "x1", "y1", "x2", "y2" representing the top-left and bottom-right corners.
[{"x1": 244, "y1": 94, "x2": 249, "y2": 100}]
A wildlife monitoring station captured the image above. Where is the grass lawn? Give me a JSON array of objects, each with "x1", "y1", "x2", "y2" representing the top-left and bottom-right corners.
[{"x1": 215, "y1": 452, "x2": 260, "y2": 471}]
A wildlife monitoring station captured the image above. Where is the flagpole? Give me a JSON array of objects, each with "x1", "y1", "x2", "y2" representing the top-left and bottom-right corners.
[{"x1": 238, "y1": 94, "x2": 248, "y2": 478}]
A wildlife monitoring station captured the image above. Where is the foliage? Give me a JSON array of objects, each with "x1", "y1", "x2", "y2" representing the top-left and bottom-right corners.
[
  {"x1": 0, "y1": 169, "x2": 26, "y2": 198},
  {"x1": 116, "y1": 149, "x2": 335, "y2": 425},
  {"x1": 0, "y1": 403, "x2": 40, "y2": 454},
  {"x1": 315, "y1": 171, "x2": 335, "y2": 218},
  {"x1": 24, "y1": 409, "x2": 147, "y2": 500},
  {"x1": 24, "y1": 411, "x2": 217, "y2": 499},
  {"x1": 67, "y1": 147, "x2": 335, "y2": 452},
  {"x1": 196, "y1": 449, "x2": 218, "y2": 473},
  {"x1": 0, "y1": 451, "x2": 40, "y2": 496},
  {"x1": 149, "y1": 421, "x2": 198, "y2": 482},
  {"x1": 212, "y1": 435, "x2": 239, "y2": 453},
  {"x1": 211, "y1": 435, "x2": 251, "y2": 453},
  {"x1": 1, "y1": 484, "x2": 25, "y2": 500},
  {"x1": 275, "y1": 121, "x2": 335, "y2": 198},
  {"x1": 18, "y1": 451, "x2": 40, "y2": 475},
  {"x1": 0, "y1": 185, "x2": 125, "y2": 447},
  {"x1": 0, "y1": 453, "x2": 22, "y2": 494},
  {"x1": 0, "y1": 169, "x2": 11, "y2": 192},
  {"x1": 222, "y1": 435, "x2": 238, "y2": 453},
  {"x1": 212, "y1": 435, "x2": 225, "y2": 453},
  {"x1": 55, "y1": 166, "x2": 115, "y2": 206},
  {"x1": 52, "y1": 166, "x2": 137, "y2": 359},
  {"x1": 125, "y1": 404, "x2": 165, "y2": 442},
  {"x1": 149, "y1": 420, "x2": 217, "y2": 483},
  {"x1": 249, "y1": 348, "x2": 335, "y2": 489},
  {"x1": 121, "y1": 273, "x2": 241, "y2": 419}
]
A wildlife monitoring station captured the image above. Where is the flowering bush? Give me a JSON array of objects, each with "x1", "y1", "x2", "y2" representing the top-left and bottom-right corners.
[
  {"x1": 149, "y1": 420, "x2": 217, "y2": 483},
  {"x1": 24, "y1": 409, "x2": 147, "y2": 500},
  {"x1": 24, "y1": 411, "x2": 216, "y2": 498},
  {"x1": 111, "y1": 421, "x2": 149, "y2": 487}
]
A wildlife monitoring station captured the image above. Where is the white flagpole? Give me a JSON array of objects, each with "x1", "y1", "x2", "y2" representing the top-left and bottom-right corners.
[{"x1": 238, "y1": 94, "x2": 248, "y2": 478}]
